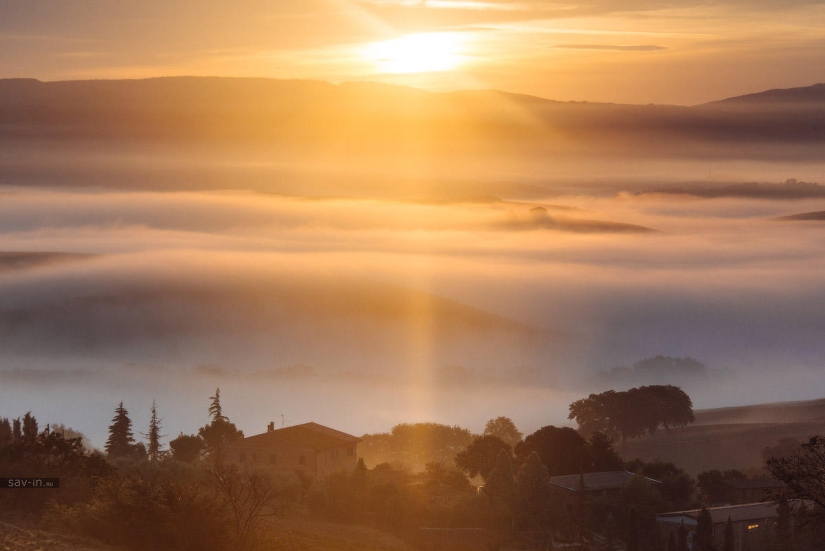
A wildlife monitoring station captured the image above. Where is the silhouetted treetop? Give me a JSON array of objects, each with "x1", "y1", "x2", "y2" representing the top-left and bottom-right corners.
[{"x1": 568, "y1": 385, "x2": 694, "y2": 446}]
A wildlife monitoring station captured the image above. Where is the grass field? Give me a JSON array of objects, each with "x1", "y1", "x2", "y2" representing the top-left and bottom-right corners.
[{"x1": 620, "y1": 398, "x2": 825, "y2": 475}]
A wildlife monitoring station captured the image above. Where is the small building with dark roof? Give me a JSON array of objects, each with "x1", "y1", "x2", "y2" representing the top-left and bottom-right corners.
[
  {"x1": 226, "y1": 421, "x2": 361, "y2": 478},
  {"x1": 657, "y1": 500, "x2": 807, "y2": 551},
  {"x1": 548, "y1": 471, "x2": 662, "y2": 515}
]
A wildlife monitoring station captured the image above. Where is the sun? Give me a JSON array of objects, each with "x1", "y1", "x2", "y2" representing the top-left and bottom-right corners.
[{"x1": 362, "y1": 32, "x2": 467, "y2": 74}]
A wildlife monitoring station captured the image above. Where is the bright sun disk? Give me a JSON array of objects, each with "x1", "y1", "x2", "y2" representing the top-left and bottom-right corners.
[{"x1": 362, "y1": 32, "x2": 466, "y2": 74}]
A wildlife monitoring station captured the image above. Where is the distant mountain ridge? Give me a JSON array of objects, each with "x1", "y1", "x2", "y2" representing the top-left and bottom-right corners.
[{"x1": 1, "y1": 77, "x2": 824, "y2": 160}]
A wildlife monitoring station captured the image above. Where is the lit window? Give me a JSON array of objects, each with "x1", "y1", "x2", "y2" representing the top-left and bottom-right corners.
[{"x1": 748, "y1": 524, "x2": 759, "y2": 530}]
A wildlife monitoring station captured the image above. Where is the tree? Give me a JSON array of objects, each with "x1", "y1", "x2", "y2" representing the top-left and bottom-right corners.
[
  {"x1": 677, "y1": 520, "x2": 689, "y2": 551},
  {"x1": 483, "y1": 417, "x2": 523, "y2": 447},
  {"x1": 199, "y1": 389, "x2": 243, "y2": 462},
  {"x1": 22, "y1": 411, "x2": 38, "y2": 441},
  {"x1": 697, "y1": 469, "x2": 746, "y2": 505},
  {"x1": 455, "y1": 435, "x2": 511, "y2": 480},
  {"x1": 0, "y1": 418, "x2": 11, "y2": 445},
  {"x1": 485, "y1": 448, "x2": 517, "y2": 508},
  {"x1": 694, "y1": 506, "x2": 714, "y2": 551},
  {"x1": 767, "y1": 436, "x2": 825, "y2": 522},
  {"x1": 589, "y1": 431, "x2": 624, "y2": 471},
  {"x1": 515, "y1": 425, "x2": 592, "y2": 476},
  {"x1": 12, "y1": 417, "x2": 21, "y2": 443},
  {"x1": 516, "y1": 451, "x2": 551, "y2": 531},
  {"x1": 169, "y1": 433, "x2": 205, "y2": 462},
  {"x1": 667, "y1": 531, "x2": 677, "y2": 551},
  {"x1": 209, "y1": 388, "x2": 226, "y2": 423},
  {"x1": 627, "y1": 459, "x2": 695, "y2": 510},
  {"x1": 142, "y1": 400, "x2": 165, "y2": 462},
  {"x1": 105, "y1": 401, "x2": 136, "y2": 458},
  {"x1": 776, "y1": 494, "x2": 792, "y2": 551},
  {"x1": 627, "y1": 507, "x2": 640, "y2": 551},
  {"x1": 724, "y1": 516, "x2": 734, "y2": 551},
  {"x1": 569, "y1": 386, "x2": 694, "y2": 447}
]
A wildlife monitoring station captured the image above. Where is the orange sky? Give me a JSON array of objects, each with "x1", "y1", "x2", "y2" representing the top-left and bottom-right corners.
[{"x1": 2, "y1": 0, "x2": 825, "y2": 104}]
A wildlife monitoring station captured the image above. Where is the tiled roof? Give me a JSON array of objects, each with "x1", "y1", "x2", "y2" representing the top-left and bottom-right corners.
[
  {"x1": 548, "y1": 471, "x2": 661, "y2": 492},
  {"x1": 657, "y1": 500, "x2": 808, "y2": 525},
  {"x1": 234, "y1": 422, "x2": 361, "y2": 450}
]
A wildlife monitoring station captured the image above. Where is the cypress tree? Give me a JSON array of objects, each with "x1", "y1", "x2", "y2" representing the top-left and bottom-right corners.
[
  {"x1": 105, "y1": 401, "x2": 135, "y2": 458},
  {"x1": 677, "y1": 520, "x2": 689, "y2": 551},
  {"x1": 695, "y1": 506, "x2": 714, "y2": 551},
  {"x1": 21, "y1": 411, "x2": 38, "y2": 441},
  {"x1": 724, "y1": 515, "x2": 734, "y2": 551},
  {"x1": 142, "y1": 400, "x2": 165, "y2": 462},
  {"x1": 209, "y1": 388, "x2": 226, "y2": 422},
  {"x1": 12, "y1": 417, "x2": 22, "y2": 443},
  {"x1": 0, "y1": 418, "x2": 11, "y2": 445}
]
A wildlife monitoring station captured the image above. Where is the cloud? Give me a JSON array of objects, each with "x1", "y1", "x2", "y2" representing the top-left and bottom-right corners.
[{"x1": 552, "y1": 44, "x2": 667, "y2": 51}]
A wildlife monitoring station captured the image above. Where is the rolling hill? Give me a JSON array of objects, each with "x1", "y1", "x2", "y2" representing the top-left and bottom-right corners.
[{"x1": 620, "y1": 398, "x2": 825, "y2": 475}]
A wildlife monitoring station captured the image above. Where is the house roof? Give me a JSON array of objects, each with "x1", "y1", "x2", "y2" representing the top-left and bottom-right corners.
[
  {"x1": 723, "y1": 478, "x2": 786, "y2": 490},
  {"x1": 657, "y1": 500, "x2": 808, "y2": 525},
  {"x1": 548, "y1": 471, "x2": 661, "y2": 492},
  {"x1": 234, "y1": 422, "x2": 361, "y2": 451}
]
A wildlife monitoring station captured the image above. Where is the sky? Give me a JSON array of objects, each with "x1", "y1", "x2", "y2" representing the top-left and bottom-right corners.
[
  {"x1": 2, "y1": 0, "x2": 825, "y2": 104},
  {"x1": 2, "y1": 2, "x2": 825, "y2": 450}
]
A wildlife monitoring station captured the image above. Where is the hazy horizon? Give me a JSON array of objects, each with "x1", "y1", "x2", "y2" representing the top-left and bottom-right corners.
[{"x1": 2, "y1": 12, "x2": 825, "y2": 452}]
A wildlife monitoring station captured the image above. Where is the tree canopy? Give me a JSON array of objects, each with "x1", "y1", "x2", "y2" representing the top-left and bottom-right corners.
[
  {"x1": 483, "y1": 416, "x2": 523, "y2": 447},
  {"x1": 515, "y1": 425, "x2": 591, "y2": 476},
  {"x1": 568, "y1": 385, "x2": 695, "y2": 445},
  {"x1": 455, "y1": 434, "x2": 511, "y2": 481}
]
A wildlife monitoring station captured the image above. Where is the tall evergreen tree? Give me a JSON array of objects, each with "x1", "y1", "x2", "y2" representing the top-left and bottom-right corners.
[
  {"x1": 199, "y1": 389, "x2": 243, "y2": 462},
  {"x1": 695, "y1": 506, "x2": 715, "y2": 551},
  {"x1": 516, "y1": 451, "x2": 551, "y2": 530},
  {"x1": 105, "y1": 401, "x2": 136, "y2": 458},
  {"x1": 677, "y1": 520, "x2": 689, "y2": 551},
  {"x1": 22, "y1": 411, "x2": 38, "y2": 441},
  {"x1": 142, "y1": 400, "x2": 165, "y2": 462},
  {"x1": 0, "y1": 418, "x2": 11, "y2": 445},
  {"x1": 576, "y1": 472, "x2": 590, "y2": 543},
  {"x1": 777, "y1": 494, "x2": 792, "y2": 551},
  {"x1": 209, "y1": 388, "x2": 226, "y2": 422},
  {"x1": 724, "y1": 516, "x2": 734, "y2": 551},
  {"x1": 12, "y1": 417, "x2": 22, "y2": 443},
  {"x1": 627, "y1": 507, "x2": 640, "y2": 551}
]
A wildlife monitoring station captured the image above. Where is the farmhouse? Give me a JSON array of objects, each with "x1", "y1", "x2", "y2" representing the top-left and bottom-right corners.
[
  {"x1": 548, "y1": 471, "x2": 662, "y2": 513},
  {"x1": 657, "y1": 500, "x2": 808, "y2": 551},
  {"x1": 226, "y1": 421, "x2": 361, "y2": 478}
]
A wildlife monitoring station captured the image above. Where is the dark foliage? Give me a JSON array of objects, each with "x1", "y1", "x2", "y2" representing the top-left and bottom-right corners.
[
  {"x1": 455, "y1": 435, "x2": 511, "y2": 480},
  {"x1": 515, "y1": 425, "x2": 591, "y2": 476}
]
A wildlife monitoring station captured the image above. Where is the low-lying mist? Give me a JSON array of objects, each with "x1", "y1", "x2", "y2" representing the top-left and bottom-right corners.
[{"x1": 1, "y1": 175, "x2": 825, "y2": 446}]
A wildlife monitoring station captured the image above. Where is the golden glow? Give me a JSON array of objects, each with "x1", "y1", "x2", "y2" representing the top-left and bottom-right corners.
[
  {"x1": 362, "y1": 32, "x2": 467, "y2": 74},
  {"x1": 748, "y1": 524, "x2": 759, "y2": 530}
]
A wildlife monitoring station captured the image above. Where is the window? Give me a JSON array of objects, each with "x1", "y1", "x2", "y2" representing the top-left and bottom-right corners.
[
  {"x1": 748, "y1": 524, "x2": 759, "y2": 530},
  {"x1": 269, "y1": 454, "x2": 276, "y2": 464},
  {"x1": 299, "y1": 454, "x2": 307, "y2": 466}
]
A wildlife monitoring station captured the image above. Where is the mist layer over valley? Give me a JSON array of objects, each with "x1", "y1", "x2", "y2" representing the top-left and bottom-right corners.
[{"x1": 2, "y1": 78, "x2": 825, "y2": 446}]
